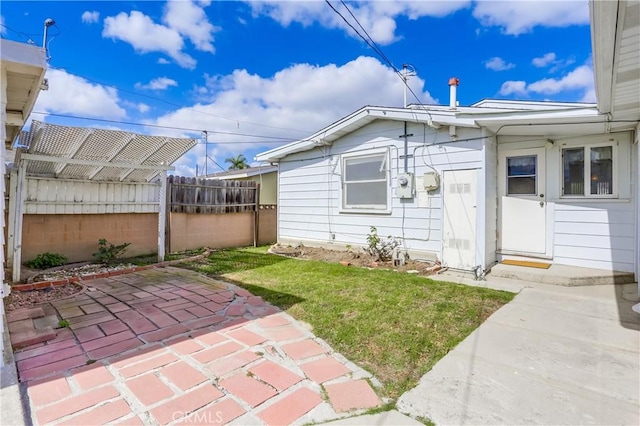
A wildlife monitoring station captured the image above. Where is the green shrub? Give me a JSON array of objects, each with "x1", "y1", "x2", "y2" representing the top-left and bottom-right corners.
[
  {"x1": 93, "y1": 238, "x2": 131, "y2": 265},
  {"x1": 25, "y1": 252, "x2": 68, "y2": 269},
  {"x1": 365, "y1": 226, "x2": 400, "y2": 262}
]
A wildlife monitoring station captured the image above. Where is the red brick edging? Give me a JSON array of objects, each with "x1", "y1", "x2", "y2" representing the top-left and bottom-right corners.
[{"x1": 12, "y1": 249, "x2": 211, "y2": 292}]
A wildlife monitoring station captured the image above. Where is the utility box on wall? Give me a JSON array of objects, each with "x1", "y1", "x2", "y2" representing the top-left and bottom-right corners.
[
  {"x1": 396, "y1": 173, "x2": 414, "y2": 198},
  {"x1": 423, "y1": 172, "x2": 440, "y2": 191}
]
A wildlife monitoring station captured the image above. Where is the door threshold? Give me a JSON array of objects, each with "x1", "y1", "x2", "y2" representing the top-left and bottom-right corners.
[{"x1": 496, "y1": 251, "x2": 552, "y2": 260}]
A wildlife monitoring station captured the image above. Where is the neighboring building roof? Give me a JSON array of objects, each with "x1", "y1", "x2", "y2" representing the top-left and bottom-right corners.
[
  {"x1": 205, "y1": 165, "x2": 278, "y2": 179},
  {"x1": 18, "y1": 120, "x2": 197, "y2": 182},
  {"x1": 590, "y1": 0, "x2": 640, "y2": 126},
  {"x1": 1, "y1": 39, "x2": 47, "y2": 146},
  {"x1": 256, "y1": 100, "x2": 604, "y2": 163}
]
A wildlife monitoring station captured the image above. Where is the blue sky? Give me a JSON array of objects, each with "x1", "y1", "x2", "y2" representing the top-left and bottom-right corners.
[{"x1": 1, "y1": 0, "x2": 594, "y2": 176}]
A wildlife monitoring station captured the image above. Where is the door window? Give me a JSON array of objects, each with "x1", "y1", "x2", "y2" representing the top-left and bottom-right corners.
[{"x1": 506, "y1": 155, "x2": 537, "y2": 195}]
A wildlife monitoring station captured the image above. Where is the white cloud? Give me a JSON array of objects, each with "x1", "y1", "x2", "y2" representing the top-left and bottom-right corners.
[
  {"x1": 1, "y1": 16, "x2": 6, "y2": 34},
  {"x1": 485, "y1": 56, "x2": 515, "y2": 71},
  {"x1": 33, "y1": 69, "x2": 126, "y2": 119},
  {"x1": 499, "y1": 80, "x2": 527, "y2": 96},
  {"x1": 102, "y1": 1, "x2": 218, "y2": 69},
  {"x1": 532, "y1": 52, "x2": 575, "y2": 73},
  {"x1": 135, "y1": 77, "x2": 178, "y2": 90},
  {"x1": 163, "y1": 0, "x2": 219, "y2": 53},
  {"x1": 157, "y1": 58, "x2": 171, "y2": 65},
  {"x1": 81, "y1": 11, "x2": 100, "y2": 24},
  {"x1": 473, "y1": 0, "x2": 589, "y2": 35},
  {"x1": 103, "y1": 11, "x2": 196, "y2": 69},
  {"x1": 248, "y1": 0, "x2": 470, "y2": 44},
  {"x1": 148, "y1": 56, "x2": 436, "y2": 175},
  {"x1": 581, "y1": 88, "x2": 596, "y2": 103},
  {"x1": 137, "y1": 103, "x2": 151, "y2": 113},
  {"x1": 249, "y1": 1, "x2": 587, "y2": 43},
  {"x1": 532, "y1": 52, "x2": 556, "y2": 67},
  {"x1": 527, "y1": 65, "x2": 594, "y2": 94},
  {"x1": 499, "y1": 64, "x2": 595, "y2": 100}
]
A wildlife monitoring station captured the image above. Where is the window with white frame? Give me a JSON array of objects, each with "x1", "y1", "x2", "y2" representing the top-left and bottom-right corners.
[
  {"x1": 342, "y1": 152, "x2": 388, "y2": 210},
  {"x1": 562, "y1": 144, "x2": 615, "y2": 197}
]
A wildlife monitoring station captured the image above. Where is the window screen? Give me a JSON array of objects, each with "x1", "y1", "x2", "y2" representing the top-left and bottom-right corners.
[{"x1": 343, "y1": 154, "x2": 388, "y2": 209}]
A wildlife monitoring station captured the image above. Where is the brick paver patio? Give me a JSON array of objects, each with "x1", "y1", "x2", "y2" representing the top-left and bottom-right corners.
[{"x1": 7, "y1": 267, "x2": 381, "y2": 425}]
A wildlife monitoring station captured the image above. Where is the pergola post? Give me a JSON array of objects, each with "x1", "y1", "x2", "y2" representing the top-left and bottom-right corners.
[
  {"x1": 11, "y1": 161, "x2": 26, "y2": 283},
  {"x1": 158, "y1": 170, "x2": 168, "y2": 262}
]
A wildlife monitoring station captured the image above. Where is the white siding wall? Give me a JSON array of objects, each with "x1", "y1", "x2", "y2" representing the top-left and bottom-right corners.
[
  {"x1": 277, "y1": 120, "x2": 485, "y2": 262},
  {"x1": 552, "y1": 133, "x2": 635, "y2": 272},
  {"x1": 24, "y1": 176, "x2": 160, "y2": 214},
  {"x1": 499, "y1": 132, "x2": 636, "y2": 273}
]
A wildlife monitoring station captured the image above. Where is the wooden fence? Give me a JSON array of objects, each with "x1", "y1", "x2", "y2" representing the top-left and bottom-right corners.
[
  {"x1": 165, "y1": 176, "x2": 276, "y2": 252},
  {"x1": 167, "y1": 176, "x2": 258, "y2": 214}
]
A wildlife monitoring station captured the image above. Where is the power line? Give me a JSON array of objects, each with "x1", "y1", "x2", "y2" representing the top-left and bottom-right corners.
[
  {"x1": 47, "y1": 66, "x2": 312, "y2": 135},
  {"x1": 325, "y1": 1, "x2": 436, "y2": 118},
  {"x1": 337, "y1": 0, "x2": 396, "y2": 70},
  {"x1": 32, "y1": 112, "x2": 298, "y2": 144}
]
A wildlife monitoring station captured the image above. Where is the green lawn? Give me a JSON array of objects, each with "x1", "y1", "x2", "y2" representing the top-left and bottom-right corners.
[{"x1": 181, "y1": 246, "x2": 514, "y2": 401}]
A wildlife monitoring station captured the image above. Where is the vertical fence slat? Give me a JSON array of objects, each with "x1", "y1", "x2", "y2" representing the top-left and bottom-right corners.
[{"x1": 166, "y1": 176, "x2": 257, "y2": 214}]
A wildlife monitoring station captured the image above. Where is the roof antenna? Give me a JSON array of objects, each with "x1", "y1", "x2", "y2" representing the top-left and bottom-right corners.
[
  {"x1": 401, "y1": 64, "x2": 417, "y2": 108},
  {"x1": 43, "y1": 18, "x2": 55, "y2": 59}
]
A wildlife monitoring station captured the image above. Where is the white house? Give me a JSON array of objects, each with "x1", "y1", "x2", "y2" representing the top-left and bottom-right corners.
[{"x1": 256, "y1": 0, "x2": 640, "y2": 282}]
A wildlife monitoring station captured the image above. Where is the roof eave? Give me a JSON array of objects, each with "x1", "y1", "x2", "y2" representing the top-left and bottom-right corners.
[
  {"x1": 590, "y1": 0, "x2": 618, "y2": 115},
  {"x1": 255, "y1": 106, "x2": 480, "y2": 162}
]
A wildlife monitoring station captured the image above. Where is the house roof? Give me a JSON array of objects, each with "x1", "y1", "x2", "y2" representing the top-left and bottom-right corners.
[
  {"x1": 205, "y1": 165, "x2": 277, "y2": 179},
  {"x1": 590, "y1": 0, "x2": 640, "y2": 128},
  {"x1": 1, "y1": 39, "x2": 47, "y2": 147},
  {"x1": 256, "y1": 101, "x2": 604, "y2": 163},
  {"x1": 17, "y1": 120, "x2": 197, "y2": 182}
]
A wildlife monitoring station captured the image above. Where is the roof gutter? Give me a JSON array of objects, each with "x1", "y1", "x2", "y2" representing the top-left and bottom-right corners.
[{"x1": 589, "y1": 0, "x2": 618, "y2": 115}]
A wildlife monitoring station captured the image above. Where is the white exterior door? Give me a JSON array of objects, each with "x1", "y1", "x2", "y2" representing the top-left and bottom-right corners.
[
  {"x1": 442, "y1": 169, "x2": 477, "y2": 270},
  {"x1": 498, "y1": 148, "x2": 546, "y2": 254}
]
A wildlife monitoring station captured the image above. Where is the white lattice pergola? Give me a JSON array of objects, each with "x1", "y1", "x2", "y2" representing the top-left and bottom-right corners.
[{"x1": 8, "y1": 120, "x2": 197, "y2": 281}]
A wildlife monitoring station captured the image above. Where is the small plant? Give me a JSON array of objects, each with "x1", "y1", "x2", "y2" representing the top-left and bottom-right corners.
[
  {"x1": 58, "y1": 319, "x2": 70, "y2": 328},
  {"x1": 365, "y1": 226, "x2": 400, "y2": 262},
  {"x1": 93, "y1": 238, "x2": 131, "y2": 265},
  {"x1": 25, "y1": 252, "x2": 68, "y2": 269}
]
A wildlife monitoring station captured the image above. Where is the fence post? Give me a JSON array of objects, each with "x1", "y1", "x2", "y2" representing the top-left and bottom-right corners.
[{"x1": 254, "y1": 183, "x2": 260, "y2": 247}]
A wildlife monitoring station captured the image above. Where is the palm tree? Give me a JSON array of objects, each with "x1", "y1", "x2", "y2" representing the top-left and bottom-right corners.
[{"x1": 225, "y1": 154, "x2": 249, "y2": 170}]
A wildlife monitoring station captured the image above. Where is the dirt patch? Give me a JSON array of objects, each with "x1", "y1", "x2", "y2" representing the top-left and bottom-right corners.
[
  {"x1": 28, "y1": 263, "x2": 136, "y2": 283},
  {"x1": 5, "y1": 263, "x2": 133, "y2": 312},
  {"x1": 269, "y1": 243, "x2": 442, "y2": 276}
]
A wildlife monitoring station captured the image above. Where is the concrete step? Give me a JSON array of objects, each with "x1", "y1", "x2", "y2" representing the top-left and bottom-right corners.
[
  {"x1": 490, "y1": 263, "x2": 636, "y2": 286},
  {"x1": 10, "y1": 326, "x2": 56, "y2": 349}
]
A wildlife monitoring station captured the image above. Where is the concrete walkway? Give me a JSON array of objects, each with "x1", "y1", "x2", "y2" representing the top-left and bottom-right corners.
[
  {"x1": 398, "y1": 272, "x2": 640, "y2": 425},
  {"x1": 3, "y1": 267, "x2": 383, "y2": 425}
]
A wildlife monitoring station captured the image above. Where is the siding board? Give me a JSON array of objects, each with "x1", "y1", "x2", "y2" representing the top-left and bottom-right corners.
[{"x1": 277, "y1": 119, "x2": 483, "y2": 259}]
